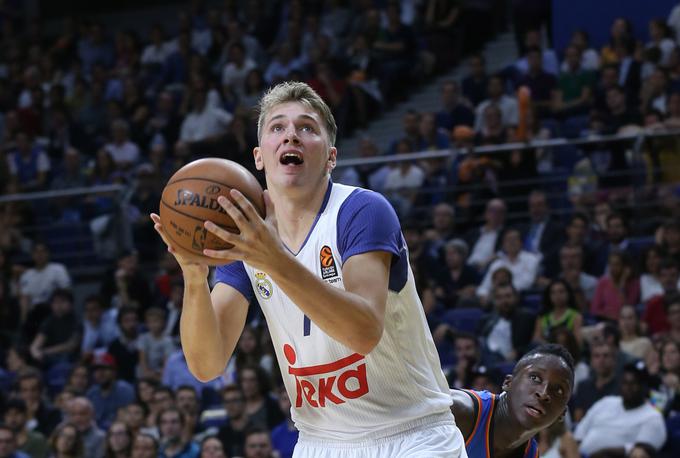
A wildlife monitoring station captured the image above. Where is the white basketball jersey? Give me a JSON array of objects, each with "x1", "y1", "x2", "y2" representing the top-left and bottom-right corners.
[{"x1": 241, "y1": 183, "x2": 453, "y2": 441}]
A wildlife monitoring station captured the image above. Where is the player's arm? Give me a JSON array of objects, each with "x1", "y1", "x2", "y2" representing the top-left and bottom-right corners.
[
  {"x1": 180, "y1": 275, "x2": 249, "y2": 382},
  {"x1": 449, "y1": 389, "x2": 476, "y2": 441}
]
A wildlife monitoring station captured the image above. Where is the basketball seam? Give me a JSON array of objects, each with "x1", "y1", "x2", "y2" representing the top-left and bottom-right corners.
[
  {"x1": 160, "y1": 199, "x2": 238, "y2": 228},
  {"x1": 166, "y1": 177, "x2": 238, "y2": 188}
]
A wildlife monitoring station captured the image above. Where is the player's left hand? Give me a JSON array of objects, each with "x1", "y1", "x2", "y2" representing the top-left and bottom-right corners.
[{"x1": 202, "y1": 189, "x2": 288, "y2": 272}]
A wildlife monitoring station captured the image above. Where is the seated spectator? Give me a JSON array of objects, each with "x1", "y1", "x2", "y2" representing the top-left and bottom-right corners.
[
  {"x1": 387, "y1": 109, "x2": 422, "y2": 155},
  {"x1": 221, "y1": 41, "x2": 257, "y2": 98},
  {"x1": 224, "y1": 326, "x2": 274, "y2": 387},
  {"x1": 515, "y1": 46, "x2": 557, "y2": 118},
  {"x1": 138, "y1": 307, "x2": 176, "y2": 382},
  {"x1": 434, "y1": 80, "x2": 474, "y2": 132},
  {"x1": 562, "y1": 29, "x2": 599, "y2": 72},
  {"x1": 336, "y1": 135, "x2": 390, "y2": 192},
  {"x1": 104, "y1": 119, "x2": 140, "y2": 172},
  {"x1": 158, "y1": 407, "x2": 199, "y2": 458},
  {"x1": 2, "y1": 398, "x2": 49, "y2": 458},
  {"x1": 442, "y1": 332, "x2": 485, "y2": 389},
  {"x1": 161, "y1": 347, "x2": 222, "y2": 394},
  {"x1": 199, "y1": 436, "x2": 226, "y2": 458},
  {"x1": 80, "y1": 295, "x2": 118, "y2": 358},
  {"x1": 264, "y1": 42, "x2": 304, "y2": 85},
  {"x1": 537, "y1": 415, "x2": 580, "y2": 458},
  {"x1": 123, "y1": 402, "x2": 147, "y2": 437},
  {"x1": 639, "y1": 246, "x2": 668, "y2": 302},
  {"x1": 574, "y1": 362, "x2": 666, "y2": 456},
  {"x1": 556, "y1": 244, "x2": 598, "y2": 311},
  {"x1": 15, "y1": 370, "x2": 61, "y2": 436},
  {"x1": 553, "y1": 45, "x2": 596, "y2": 117},
  {"x1": 86, "y1": 352, "x2": 135, "y2": 430},
  {"x1": 47, "y1": 423, "x2": 84, "y2": 458},
  {"x1": 475, "y1": 104, "x2": 510, "y2": 145},
  {"x1": 65, "y1": 364, "x2": 91, "y2": 396},
  {"x1": 107, "y1": 306, "x2": 140, "y2": 384},
  {"x1": 462, "y1": 54, "x2": 488, "y2": 107},
  {"x1": 592, "y1": 65, "x2": 621, "y2": 117},
  {"x1": 479, "y1": 283, "x2": 535, "y2": 362},
  {"x1": 50, "y1": 147, "x2": 88, "y2": 192},
  {"x1": 647, "y1": 19, "x2": 676, "y2": 66},
  {"x1": 618, "y1": 305, "x2": 653, "y2": 361},
  {"x1": 514, "y1": 29, "x2": 559, "y2": 76},
  {"x1": 520, "y1": 190, "x2": 565, "y2": 263},
  {"x1": 7, "y1": 131, "x2": 50, "y2": 192},
  {"x1": 572, "y1": 341, "x2": 620, "y2": 422},
  {"x1": 651, "y1": 294, "x2": 680, "y2": 343},
  {"x1": 476, "y1": 228, "x2": 540, "y2": 299},
  {"x1": 417, "y1": 112, "x2": 449, "y2": 151},
  {"x1": 426, "y1": 239, "x2": 480, "y2": 311},
  {"x1": 131, "y1": 432, "x2": 158, "y2": 457},
  {"x1": 270, "y1": 385, "x2": 297, "y2": 458},
  {"x1": 29, "y1": 288, "x2": 81, "y2": 368},
  {"x1": 465, "y1": 198, "x2": 507, "y2": 273},
  {"x1": 65, "y1": 397, "x2": 105, "y2": 458},
  {"x1": 18, "y1": 242, "x2": 71, "y2": 328},
  {"x1": 382, "y1": 147, "x2": 425, "y2": 218},
  {"x1": 99, "y1": 250, "x2": 152, "y2": 311},
  {"x1": 421, "y1": 203, "x2": 457, "y2": 266},
  {"x1": 533, "y1": 279, "x2": 583, "y2": 345},
  {"x1": 474, "y1": 76, "x2": 519, "y2": 132},
  {"x1": 243, "y1": 428, "x2": 275, "y2": 458},
  {"x1": 238, "y1": 366, "x2": 284, "y2": 430},
  {"x1": 217, "y1": 385, "x2": 253, "y2": 458},
  {"x1": 175, "y1": 386, "x2": 200, "y2": 442},
  {"x1": 178, "y1": 76, "x2": 233, "y2": 149},
  {"x1": 650, "y1": 339, "x2": 680, "y2": 415},
  {"x1": 591, "y1": 251, "x2": 640, "y2": 322},
  {"x1": 104, "y1": 421, "x2": 132, "y2": 458}
]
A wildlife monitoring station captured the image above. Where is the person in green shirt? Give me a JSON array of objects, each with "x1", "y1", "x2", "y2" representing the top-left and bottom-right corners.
[
  {"x1": 554, "y1": 45, "x2": 596, "y2": 117},
  {"x1": 2, "y1": 398, "x2": 49, "y2": 458}
]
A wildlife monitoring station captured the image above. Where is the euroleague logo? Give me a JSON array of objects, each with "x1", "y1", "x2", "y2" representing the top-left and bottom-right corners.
[
  {"x1": 320, "y1": 245, "x2": 338, "y2": 279},
  {"x1": 284, "y1": 344, "x2": 369, "y2": 408}
]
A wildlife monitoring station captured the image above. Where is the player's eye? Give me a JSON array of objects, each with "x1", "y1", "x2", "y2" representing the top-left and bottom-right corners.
[
  {"x1": 299, "y1": 124, "x2": 315, "y2": 133},
  {"x1": 529, "y1": 374, "x2": 541, "y2": 383},
  {"x1": 271, "y1": 124, "x2": 284, "y2": 132}
]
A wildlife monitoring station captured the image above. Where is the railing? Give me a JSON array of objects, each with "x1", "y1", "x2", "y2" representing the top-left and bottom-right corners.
[
  {"x1": 0, "y1": 184, "x2": 133, "y2": 274},
  {"x1": 332, "y1": 128, "x2": 680, "y2": 230}
]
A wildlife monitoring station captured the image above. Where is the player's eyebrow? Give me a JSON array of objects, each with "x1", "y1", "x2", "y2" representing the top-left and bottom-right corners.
[{"x1": 267, "y1": 113, "x2": 320, "y2": 126}]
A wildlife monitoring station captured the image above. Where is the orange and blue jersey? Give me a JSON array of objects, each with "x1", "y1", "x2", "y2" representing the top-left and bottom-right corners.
[{"x1": 461, "y1": 389, "x2": 539, "y2": 458}]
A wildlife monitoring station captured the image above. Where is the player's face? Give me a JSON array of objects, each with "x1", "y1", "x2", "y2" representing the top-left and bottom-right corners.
[
  {"x1": 255, "y1": 102, "x2": 336, "y2": 191},
  {"x1": 504, "y1": 355, "x2": 572, "y2": 431}
]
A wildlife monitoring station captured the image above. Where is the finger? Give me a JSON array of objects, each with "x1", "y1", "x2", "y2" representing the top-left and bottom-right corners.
[
  {"x1": 204, "y1": 220, "x2": 240, "y2": 245},
  {"x1": 203, "y1": 247, "x2": 244, "y2": 259},
  {"x1": 230, "y1": 189, "x2": 263, "y2": 222},
  {"x1": 150, "y1": 213, "x2": 161, "y2": 224},
  {"x1": 217, "y1": 195, "x2": 250, "y2": 232}
]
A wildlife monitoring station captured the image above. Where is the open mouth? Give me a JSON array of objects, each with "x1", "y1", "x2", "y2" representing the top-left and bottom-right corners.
[
  {"x1": 280, "y1": 152, "x2": 304, "y2": 165},
  {"x1": 525, "y1": 405, "x2": 544, "y2": 418}
]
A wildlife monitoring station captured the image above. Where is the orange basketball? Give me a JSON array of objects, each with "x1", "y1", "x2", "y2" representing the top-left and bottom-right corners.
[{"x1": 159, "y1": 158, "x2": 265, "y2": 266}]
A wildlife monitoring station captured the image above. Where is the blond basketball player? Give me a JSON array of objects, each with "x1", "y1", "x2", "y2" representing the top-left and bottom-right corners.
[{"x1": 150, "y1": 81, "x2": 467, "y2": 458}]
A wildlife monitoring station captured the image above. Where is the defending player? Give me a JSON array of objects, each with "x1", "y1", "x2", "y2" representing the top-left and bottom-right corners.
[
  {"x1": 451, "y1": 344, "x2": 575, "y2": 458},
  {"x1": 150, "y1": 81, "x2": 467, "y2": 457}
]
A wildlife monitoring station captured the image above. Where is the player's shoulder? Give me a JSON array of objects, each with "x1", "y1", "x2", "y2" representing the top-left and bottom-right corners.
[
  {"x1": 335, "y1": 184, "x2": 395, "y2": 216},
  {"x1": 450, "y1": 389, "x2": 478, "y2": 440}
]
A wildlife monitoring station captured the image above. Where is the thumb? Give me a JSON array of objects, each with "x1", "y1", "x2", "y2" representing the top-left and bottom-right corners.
[{"x1": 263, "y1": 189, "x2": 277, "y2": 229}]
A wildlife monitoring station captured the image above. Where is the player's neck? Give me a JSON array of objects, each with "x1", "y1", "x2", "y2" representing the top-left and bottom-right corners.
[
  {"x1": 493, "y1": 394, "x2": 535, "y2": 454},
  {"x1": 272, "y1": 178, "x2": 330, "y2": 250}
]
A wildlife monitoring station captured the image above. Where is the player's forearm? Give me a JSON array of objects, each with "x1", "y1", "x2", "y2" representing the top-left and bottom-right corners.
[
  {"x1": 179, "y1": 277, "x2": 231, "y2": 381},
  {"x1": 269, "y1": 254, "x2": 383, "y2": 355}
]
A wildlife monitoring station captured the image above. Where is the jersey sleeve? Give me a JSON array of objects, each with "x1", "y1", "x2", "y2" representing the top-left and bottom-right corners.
[
  {"x1": 337, "y1": 189, "x2": 408, "y2": 291},
  {"x1": 214, "y1": 262, "x2": 254, "y2": 302}
]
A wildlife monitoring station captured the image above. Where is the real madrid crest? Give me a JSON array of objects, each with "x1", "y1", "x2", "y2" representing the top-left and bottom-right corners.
[{"x1": 255, "y1": 272, "x2": 273, "y2": 300}]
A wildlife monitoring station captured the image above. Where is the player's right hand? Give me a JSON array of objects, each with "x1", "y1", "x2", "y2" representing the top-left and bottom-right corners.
[{"x1": 150, "y1": 213, "x2": 209, "y2": 278}]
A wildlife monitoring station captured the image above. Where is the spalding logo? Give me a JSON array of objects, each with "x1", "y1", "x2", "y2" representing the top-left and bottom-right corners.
[
  {"x1": 205, "y1": 184, "x2": 221, "y2": 195},
  {"x1": 174, "y1": 189, "x2": 227, "y2": 214}
]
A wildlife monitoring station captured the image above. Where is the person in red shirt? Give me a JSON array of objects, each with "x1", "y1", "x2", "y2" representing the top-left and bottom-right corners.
[{"x1": 643, "y1": 258, "x2": 679, "y2": 335}]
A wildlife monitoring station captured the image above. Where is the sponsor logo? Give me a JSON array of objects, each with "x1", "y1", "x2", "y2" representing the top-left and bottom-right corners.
[
  {"x1": 255, "y1": 272, "x2": 273, "y2": 299},
  {"x1": 319, "y1": 245, "x2": 338, "y2": 279},
  {"x1": 205, "y1": 184, "x2": 221, "y2": 195},
  {"x1": 174, "y1": 189, "x2": 227, "y2": 214},
  {"x1": 283, "y1": 344, "x2": 369, "y2": 408}
]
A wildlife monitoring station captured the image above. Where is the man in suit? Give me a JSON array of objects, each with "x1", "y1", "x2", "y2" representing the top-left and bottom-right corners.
[
  {"x1": 466, "y1": 198, "x2": 507, "y2": 273},
  {"x1": 520, "y1": 190, "x2": 564, "y2": 265}
]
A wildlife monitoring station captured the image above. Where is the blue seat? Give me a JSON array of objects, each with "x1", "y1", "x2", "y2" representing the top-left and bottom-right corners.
[
  {"x1": 664, "y1": 414, "x2": 680, "y2": 456},
  {"x1": 441, "y1": 308, "x2": 486, "y2": 334}
]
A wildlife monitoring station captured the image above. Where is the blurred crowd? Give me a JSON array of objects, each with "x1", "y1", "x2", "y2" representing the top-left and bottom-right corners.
[{"x1": 3, "y1": 0, "x2": 680, "y2": 457}]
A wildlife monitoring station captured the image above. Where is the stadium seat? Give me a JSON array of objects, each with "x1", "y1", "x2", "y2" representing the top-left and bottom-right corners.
[
  {"x1": 664, "y1": 414, "x2": 680, "y2": 457},
  {"x1": 441, "y1": 308, "x2": 486, "y2": 334}
]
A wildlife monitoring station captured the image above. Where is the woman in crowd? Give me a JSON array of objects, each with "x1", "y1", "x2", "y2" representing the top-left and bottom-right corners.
[
  {"x1": 618, "y1": 304, "x2": 653, "y2": 360},
  {"x1": 591, "y1": 251, "x2": 640, "y2": 321},
  {"x1": 48, "y1": 423, "x2": 83, "y2": 458},
  {"x1": 534, "y1": 279, "x2": 583, "y2": 345},
  {"x1": 104, "y1": 421, "x2": 132, "y2": 458}
]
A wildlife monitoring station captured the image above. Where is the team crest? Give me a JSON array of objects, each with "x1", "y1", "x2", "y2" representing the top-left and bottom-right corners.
[
  {"x1": 320, "y1": 245, "x2": 338, "y2": 279},
  {"x1": 255, "y1": 272, "x2": 273, "y2": 299}
]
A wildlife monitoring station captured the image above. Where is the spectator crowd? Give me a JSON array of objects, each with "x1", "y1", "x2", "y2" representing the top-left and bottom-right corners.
[{"x1": 2, "y1": 0, "x2": 680, "y2": 457}]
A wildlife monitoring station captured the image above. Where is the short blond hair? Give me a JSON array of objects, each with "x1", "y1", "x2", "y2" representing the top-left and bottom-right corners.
[{"x1": 257, "y1": 81, "x2": 337, "y2": 146}]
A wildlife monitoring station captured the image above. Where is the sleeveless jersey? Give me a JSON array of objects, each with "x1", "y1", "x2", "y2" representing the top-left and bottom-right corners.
[
  {"x1": 461, "y1": 389, "x2": 539, "y2": 458},
  {"x1": 216, "y1": 182, "x2": 453, "y2": 441}
]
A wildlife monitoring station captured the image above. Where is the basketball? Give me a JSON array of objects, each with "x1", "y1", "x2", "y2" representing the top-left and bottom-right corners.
[{"x1": 159, "y1": 158, "x2": 265, "y2": 266}]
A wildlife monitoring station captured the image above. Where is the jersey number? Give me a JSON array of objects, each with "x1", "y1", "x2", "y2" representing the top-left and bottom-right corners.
[{"x1": 303, "y1": 315, "x2": 311, "y2": 336}]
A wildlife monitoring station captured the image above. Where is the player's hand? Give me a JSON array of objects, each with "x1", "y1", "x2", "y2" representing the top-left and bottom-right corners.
[
  {"x1": 149, "y1": 213, "x2": 209, "y2": 278},
  {"x1": 202, "y1": 189, "x2": 288, "y2": 272}
]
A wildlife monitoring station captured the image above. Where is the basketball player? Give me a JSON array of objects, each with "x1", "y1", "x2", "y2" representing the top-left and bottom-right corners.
[
  {"x1": 150, "y1": 82, "x2": 467, "y2": 457},
  {"x1": 451, "y1": 344, "x2": 575, "y2": 458}
]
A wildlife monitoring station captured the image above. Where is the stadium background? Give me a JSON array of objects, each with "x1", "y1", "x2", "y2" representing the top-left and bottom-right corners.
[{"x1": 1, "y1": 0, "x2": 680, "y2": 457}]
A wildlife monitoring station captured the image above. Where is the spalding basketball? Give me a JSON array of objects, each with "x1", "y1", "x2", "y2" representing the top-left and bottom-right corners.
[{"x1": 159, "y1": 158, "x2": 265, "y2": 266}]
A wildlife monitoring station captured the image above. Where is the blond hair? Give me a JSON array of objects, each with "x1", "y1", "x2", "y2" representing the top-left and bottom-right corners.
[{"x1": 257, "y1": 81, "x2": 337, "y2": 146}]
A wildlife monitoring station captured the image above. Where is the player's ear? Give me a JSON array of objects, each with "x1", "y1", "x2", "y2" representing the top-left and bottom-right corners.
[
  {"x1": 253, "y1": 146, "x2": 264, "y2": 171},
  {"x1": 501, "y1": 374, "x2": 513, "y2": 392},
  {"x1": 326, "y1": 146, "x2": 337, "y2": 173}
]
